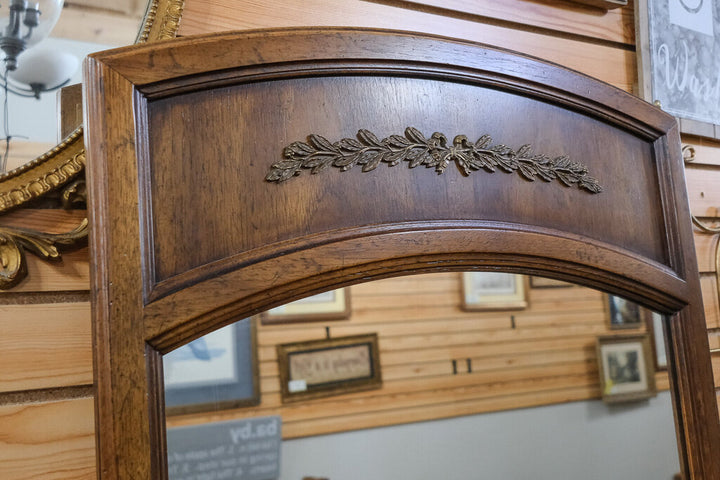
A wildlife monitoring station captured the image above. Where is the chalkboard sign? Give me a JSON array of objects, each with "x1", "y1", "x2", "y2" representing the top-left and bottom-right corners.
[
  {"x1": 637, "y1": 0, "x2": 720, "y2": 138},
  {"x1": 167, "y1": 416, "x2": 282, "y2": 480}
]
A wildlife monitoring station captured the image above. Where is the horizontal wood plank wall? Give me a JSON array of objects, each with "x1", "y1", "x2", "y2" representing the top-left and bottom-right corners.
[
  {"x1": 2, "y1": 0, "x2": 719, "y2": 478},
  {"x1": 166, "y1": 273, "x2": 671, "y2": 439}
]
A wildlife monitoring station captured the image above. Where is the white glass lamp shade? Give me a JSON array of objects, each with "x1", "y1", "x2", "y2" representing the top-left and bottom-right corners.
[
  {"x1": 0, "y1": 0, "x2": 63, "y2": 49},
  {"x1": 8, "y1": 47, "x2": 78, "y2": 88}
]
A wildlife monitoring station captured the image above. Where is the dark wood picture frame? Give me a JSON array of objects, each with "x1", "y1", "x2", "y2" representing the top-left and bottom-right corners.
[
  {"x1": 277, "y1": 333, "x2": 382, "y2": 403},
  {"x1": 607, "y1": 294, "x2": 643, "y2": 330},
  {"x1": 261, "y1": 288, "x2": 351, "y2": 324},
  {"x1": 596, "y1": 333, "x2": 657, "y2": 403},
  {"x1": 164, "y1": 317, "x2": 260, "y2": 416},
  {"x1": 85, "y1": 28, "x2": 720, "y2": 480}
]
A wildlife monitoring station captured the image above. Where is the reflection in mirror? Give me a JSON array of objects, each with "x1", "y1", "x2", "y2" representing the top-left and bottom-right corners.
[
  {"x1": 163, "y1": 273, "x2": 679, "y2": 479},
  {"x1": 2, "y1": 4, "x2": 141, "y2": 174}
]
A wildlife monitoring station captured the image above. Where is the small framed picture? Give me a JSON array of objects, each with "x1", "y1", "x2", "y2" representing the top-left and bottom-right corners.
[
  {"x1": 461, "y1": 272, "x2": 528, "y2": 311},
  {"x1": 646, "y1": 311, "x2": 668, "y2": 371},
  {"x1": 529, "y1": 276, "x2": 573, "y2": 288},
  {"x1": 596, "y1": 334, "x2": 657, "y2": 403},
  {"x1": 261, "y1": 288, "x2": 351, "y2": 324},
  {"x1": 607, "y1": 294, "x2": 643, "y2": 329},
  {"x1": 163, "y1": 317, "x2": 260, "y2": 415},
  {"x1": 277, "y1": 333, "x2": 382, "y2": 403}
]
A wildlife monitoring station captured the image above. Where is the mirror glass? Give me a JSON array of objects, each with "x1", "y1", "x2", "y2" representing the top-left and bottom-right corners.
[
  {"x1": 1, "y1": 4, "x2": 141, "y2": 174},
  {"x1": 163, "y1": 272, "x2": 679, "y2": 480}
]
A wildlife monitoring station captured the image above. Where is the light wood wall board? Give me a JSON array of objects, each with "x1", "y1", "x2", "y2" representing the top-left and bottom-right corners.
[
  {"x1": 178, "y1": 0, "x2": 636, "y2": 92},
  {"x1": 0, "y1": 398, "x2": 95, "y2": 480},
  {"x1": 403, "y1": 0, "x2": 634, "y2": 45},
  {"x1": 681, "y1": 138, "x2": 720, "y2": 167},
  {"x1": 702, "y1": 274, "x2": 719, "y2": 330},
  {"x1": 695, "y1": 233, "x2": 719, "y2": 274},
  {"x1": 0, "y1": 303, "x2": 92, "y2": 392},
  {"x1": 685, "y1": 167, "x2": 720, "y2": 218}
]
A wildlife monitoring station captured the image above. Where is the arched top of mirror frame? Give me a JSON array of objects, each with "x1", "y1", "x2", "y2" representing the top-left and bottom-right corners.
[
  {"x1": 0, "y1": 0, "x2": 184, "y2": 213},
  {"x1": 83, "y1": 28, "x2": 720, "y2": 480}
]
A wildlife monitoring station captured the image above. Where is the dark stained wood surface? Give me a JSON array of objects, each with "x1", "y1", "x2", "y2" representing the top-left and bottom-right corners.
[{"x1": 83, "y1": 28, "x2": 720, "y2": 480}]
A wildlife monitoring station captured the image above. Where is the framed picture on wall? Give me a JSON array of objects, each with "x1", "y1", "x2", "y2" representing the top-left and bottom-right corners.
[
  {"x1": 646, "y1": 311, "x2": 669, "y2": 371},
  {"x1": 607, "y1": 294, "x2": 643, "y2": 329},
  {"x1": 277, "y1": 333, "x2": 382, "y2": 403},
  {"x1": 163, "y1": 317, "x2": 260, "y2": 415},
  {"x1": 261, "y1": 288, "x2": 351, "y2": 324},
  {"x1": 636, "y1": 0, "x2": 720, "y2": 139},
  {"x1": 529, "y1": 276, "x2": 573, "y2": 288},
  {"x1": 461, "y1": 272, "x2": 528, "y2": 311},
  {"x1": 596, "y1": 334, "x2": 657, "y2": 403}
]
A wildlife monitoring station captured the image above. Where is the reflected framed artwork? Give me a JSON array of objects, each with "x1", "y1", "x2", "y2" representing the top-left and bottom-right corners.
[
  {"x1": 163, "y1": 317, "x2": 260, "y2": 415},
  {"x1": 277, "y1": 333, "x2": 382, "y2": 403},
  {"x1": 646, "y1": 311, "x2": 669, "y2": 371},
  {"x1": 461, "y1": 272, "x2": 528, "y2": 311},
  {"x1": 261, "y1": 288, "x2": 351, "y2": 324},
  {"x1": 607, "y1": 294, "x2": 643, "y2": 329},
  {"x1": 597, "y1": 334, "x2": 657, "y2": 403},
  {"x1": 529, "y1": 276, "x2": 573, "y2": 288}
]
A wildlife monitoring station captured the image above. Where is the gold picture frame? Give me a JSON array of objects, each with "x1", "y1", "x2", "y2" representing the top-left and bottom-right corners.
[
  {"x1": 261, "y1": 288, "x2": 351, "y2": 324},
  {"x1": 277, "y1": 333, "x2": 382, "y2": 403},
  {"x1": 461, "y1": 272, "x2": 528, "y2": 311},
  {"x1": 596, "y1": 334, "x2": 657, "y2": 403}
]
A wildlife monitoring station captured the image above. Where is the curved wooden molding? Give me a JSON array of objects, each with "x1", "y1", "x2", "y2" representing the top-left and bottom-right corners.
[
  {"x1": 0, "y1": 0, "x2": 185, "y2": 288},
  {"x1": 269, "y1": 127, "x2": 603, "y2": 193}
]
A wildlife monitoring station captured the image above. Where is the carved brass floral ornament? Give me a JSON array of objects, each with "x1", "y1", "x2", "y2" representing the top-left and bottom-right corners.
[{"x1": 267, "y1": 127, "x2": 603, "y2": 194}]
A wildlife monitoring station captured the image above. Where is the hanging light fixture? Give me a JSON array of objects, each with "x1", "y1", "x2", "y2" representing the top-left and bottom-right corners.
[
  {"x1": 0, "y1": 0, "x2": 73, "y2": 174},
  {"x1": 4, "y1": 47, "x2": 78, "y2": 98},
  {"x1": 0, "y1": 0, "x2": 63, "y2": 71}
]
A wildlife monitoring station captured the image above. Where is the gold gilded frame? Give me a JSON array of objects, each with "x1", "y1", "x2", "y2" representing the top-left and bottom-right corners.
[{"x1": 0, "y1": 0, "x2": 185, "y2": 289}]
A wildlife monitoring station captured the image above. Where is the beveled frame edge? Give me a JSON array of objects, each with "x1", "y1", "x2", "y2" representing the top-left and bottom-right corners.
[
  {"x1": 276, "y1": 333, "x2": 382, "y2": 403},
  {"x1": 83, "y1": 28, "x2": 720, "y2": 480},
  {"x1": 596, "y1": 333, "x2": 657, "y2": 404}
]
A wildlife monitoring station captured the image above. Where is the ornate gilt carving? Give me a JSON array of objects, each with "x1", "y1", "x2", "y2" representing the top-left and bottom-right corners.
[
  {"x1": 137, "y1": 0, "x2": 185, "y2": 43},
  {"x1": 0, "y1": 129, "x2": 86, "y2": 214},
  {"x1": 268, "y1": 127, "x2": 603, "y2": 193},
  {"x1": 0, "y1": 0, "x2": 185, "y2": 289},
  {"x1": 0, "y1": 218, "x2": 88, "y2": 289}
]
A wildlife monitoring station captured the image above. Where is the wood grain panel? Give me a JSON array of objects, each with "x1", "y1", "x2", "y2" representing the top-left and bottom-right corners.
[
  {"x1": 0, "y1": 303, "x2": 92, "y2": 393},
  {"x1": 0, "y1": 398, "x2": 95, "y2": 480},
  {"x1": 681, "y1": 137, "x2": 720, "y2": 167},
  {"x1": 702, "y1": 274, "x2": 719, "y2": 330},
  {"x1": 178, "y1": 0, "x2": 635, "y2": 91},
  {"x1": 402, "y1": 0, "x2": 634, "y2": 44},
  {"x1": 685, "y1": 167, "x2": 720, "y2": 218},
  {"x1": 695, "y1": 232, "x2": 719, "y2": 274}
]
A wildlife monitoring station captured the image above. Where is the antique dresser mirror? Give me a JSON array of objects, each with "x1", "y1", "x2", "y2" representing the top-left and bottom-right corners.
[{"x1": 84, "y1": 28, "x2": 720, "y2": 479}]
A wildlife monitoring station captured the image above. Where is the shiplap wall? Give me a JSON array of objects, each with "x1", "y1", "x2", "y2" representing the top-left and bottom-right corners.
[
  {"x1": 1, "y1": 0, "x2": 719, "y2": 478},
  {"x1": 165, "y1": 274, "x2": 671, "y2": 440}
]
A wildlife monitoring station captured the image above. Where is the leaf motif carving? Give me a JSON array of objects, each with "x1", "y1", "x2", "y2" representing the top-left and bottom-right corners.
[{"x1": 266, "y1": 128, "x2": 603, "y2": 194}]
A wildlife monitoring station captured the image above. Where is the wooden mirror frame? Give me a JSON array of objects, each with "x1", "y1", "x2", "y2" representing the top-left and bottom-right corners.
[{"x1": 84, "y1": 28, "x2": 720, "y2": 479}]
